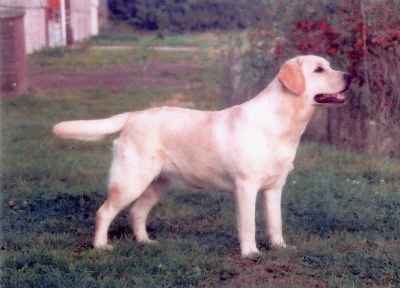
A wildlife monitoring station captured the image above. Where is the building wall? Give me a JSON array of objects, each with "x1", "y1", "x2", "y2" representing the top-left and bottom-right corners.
[
  {"x1": 24, "y1": 7, "x2": 47, "y2": 53},
  {"x1": 0, "y1": 8, "x2": 27, "y2": 95},
  {"x1": 90, "y1": 0, "x2": 99, "y2": 35},
  {"x1": 69, "y1": 0, "x2": 98, "y2": 42},
  {"x1": 98, "y1": 0, "x2": 109, "y2": 29},
  {"x1": 47, "y1": 0, "x2": 66, "y2": 48},
  {"x1": 0, "y1": 0, "x2": 98, "y2": 53},
  {"x1": 1, "y1": 0, "x2": 47, "y2": 53}
]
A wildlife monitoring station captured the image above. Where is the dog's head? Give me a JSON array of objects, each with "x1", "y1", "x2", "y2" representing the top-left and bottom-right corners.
[{"x1": 278, "y1": 55, "x2": 353, "y2": 106}]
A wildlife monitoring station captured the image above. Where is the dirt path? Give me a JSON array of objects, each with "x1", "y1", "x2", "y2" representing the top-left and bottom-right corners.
[
  {"x1": 29, "y1": 61, "x2": 203, "y2": 92},
  {"x1": 203, "y1": 255, "x2": 327, "y2": 288},
  {"x1": 91, "y1": 45, "x2": 200, "y2": 52}
]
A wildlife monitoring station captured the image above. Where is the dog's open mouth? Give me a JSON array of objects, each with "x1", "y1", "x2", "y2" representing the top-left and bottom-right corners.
[
  {"x1": 314, "y1": 92, "x2": 347, "y2": 104},
  {"x1": 314, "y1": 82, "x2": 352, "y2": 105}
]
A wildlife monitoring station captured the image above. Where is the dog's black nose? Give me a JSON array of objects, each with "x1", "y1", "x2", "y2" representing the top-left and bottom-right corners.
[{"x1": 343, "y1": 73, "x2": 354, "y2": 84}]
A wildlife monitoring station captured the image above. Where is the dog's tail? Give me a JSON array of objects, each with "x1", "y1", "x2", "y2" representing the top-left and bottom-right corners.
[{"x1": 53, "y1": 113, "x2": 130, "y2": 141}]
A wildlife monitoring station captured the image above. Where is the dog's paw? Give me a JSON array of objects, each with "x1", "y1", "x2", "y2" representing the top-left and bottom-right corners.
[
  {"x1": 268, "y1": 242, "x2": 297, "y2": 251},
  {"x1": 138, "y1": 238, "x2": 159, "y2": 245},
  {"x1": 283, "y1": 244, "x2": 297, "y2": 251},
  {"x1": 93, "y1": 243, "x2": 114, "y2": 251},
  {"x1": 241, "y1": 250, "x2": 262, "y2": 261}
]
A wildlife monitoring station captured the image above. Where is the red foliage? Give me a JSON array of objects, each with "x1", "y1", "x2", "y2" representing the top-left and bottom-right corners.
[
  {"x1": 280, "y1": 0, "x2": 400, "y2": 128},
  {"x1": 274, "y1": 41, "x2": 284, "y2": 57},
  {"x1": 291, "y1": 2, "x2": 400, "y2": 80},
  {"x1": 293, "y1": 19, "x2": 342, "y2": 60}
]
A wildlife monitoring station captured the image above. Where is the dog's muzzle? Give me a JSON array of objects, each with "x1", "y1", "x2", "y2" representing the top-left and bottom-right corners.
[{"x1": 314, "y1": 73, "x2": 353, "y2": 105}]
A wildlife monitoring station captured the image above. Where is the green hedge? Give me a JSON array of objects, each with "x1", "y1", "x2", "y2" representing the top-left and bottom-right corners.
[{"x1": 108, "y1": 0, "x2": 266, "y2": 32}]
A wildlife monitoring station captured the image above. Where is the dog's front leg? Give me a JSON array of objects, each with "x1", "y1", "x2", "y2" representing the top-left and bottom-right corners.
[
  {"x1": 263, "y1": 183, "x2": 286, "y2": 249},
  {"x1": 234, "y1": 181, "x2": 260, "y2": 259}
]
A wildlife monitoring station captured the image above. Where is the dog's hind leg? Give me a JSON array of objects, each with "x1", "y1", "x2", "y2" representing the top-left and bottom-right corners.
[
  {"x1": 129, "y1": 177, "x2": 169, "y2": 243},
  {"x1": 93, "y1": 140, "x2": 162, "y2": 250}
]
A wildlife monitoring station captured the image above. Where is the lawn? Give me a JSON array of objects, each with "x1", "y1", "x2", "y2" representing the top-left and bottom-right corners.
[{"x1": 1, "y1": 27, "x2": 400, "y2": 288}]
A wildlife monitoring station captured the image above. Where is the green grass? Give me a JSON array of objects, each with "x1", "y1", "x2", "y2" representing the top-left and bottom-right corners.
[
  {"x1": 88, "y1": 23, "x2": 229, "y2": 49},
  {"x1": 30, "y1": 36, "x2": 221, "y2": 73},
  {"x1": 31, "y1": 47, "x2": 137, "y2": 71},
  {"x1": 2, "y1": 30, "x2": 400, "y2": 288}
]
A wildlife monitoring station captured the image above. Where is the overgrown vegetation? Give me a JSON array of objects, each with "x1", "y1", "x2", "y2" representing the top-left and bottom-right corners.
[
  {"x1": 108, "y1": 0, "x2": 266, "y2": 32},
  {"x1": 1, "y1": 28, "x2": 400, "y2": 287}
]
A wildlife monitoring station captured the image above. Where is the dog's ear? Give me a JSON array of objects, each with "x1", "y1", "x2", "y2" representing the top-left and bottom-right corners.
[{"x1": 278, "y1": 60, "x2": 305, "y2": 95}]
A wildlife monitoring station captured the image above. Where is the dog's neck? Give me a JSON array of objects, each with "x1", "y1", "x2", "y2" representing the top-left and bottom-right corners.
[{"x1": 242, "y1": 78, "x2": 316, "y2": 144}]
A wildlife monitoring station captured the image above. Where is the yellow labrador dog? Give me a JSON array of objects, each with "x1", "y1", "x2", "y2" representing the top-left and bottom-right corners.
[{"x1": 53, "y1": 55, "x2": 352, "y2": 258}]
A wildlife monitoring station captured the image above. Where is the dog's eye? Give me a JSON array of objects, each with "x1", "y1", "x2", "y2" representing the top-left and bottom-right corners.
[{"x1": 314, "y1": 66, "x2": 324, "y2": 73}]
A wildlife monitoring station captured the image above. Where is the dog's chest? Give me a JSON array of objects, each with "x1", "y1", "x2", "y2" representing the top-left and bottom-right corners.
[
  {"x1": 260, "y1": 144, "x2": 295, "y2": 179},
  {"x1": 232, "y1": 138, "x2": 296, "y2": 187},
  {"x1": 240, "y1": 149, "x2": 292, "y2": 191}
]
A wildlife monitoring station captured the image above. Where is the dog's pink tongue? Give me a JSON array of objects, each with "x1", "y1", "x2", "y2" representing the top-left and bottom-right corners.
[{"x1": 336, "y1": 93, "x2": 345, "y2": 101}]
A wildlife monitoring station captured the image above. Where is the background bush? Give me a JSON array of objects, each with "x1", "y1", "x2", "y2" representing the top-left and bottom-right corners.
[{"x1": 107, "y1": 0, "x2": 266, "y2": 32}]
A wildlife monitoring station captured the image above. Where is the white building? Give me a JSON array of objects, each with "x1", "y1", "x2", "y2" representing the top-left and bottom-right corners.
[{"x1": 0, "y1": 0, "x2": 100, "y2": 54}]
